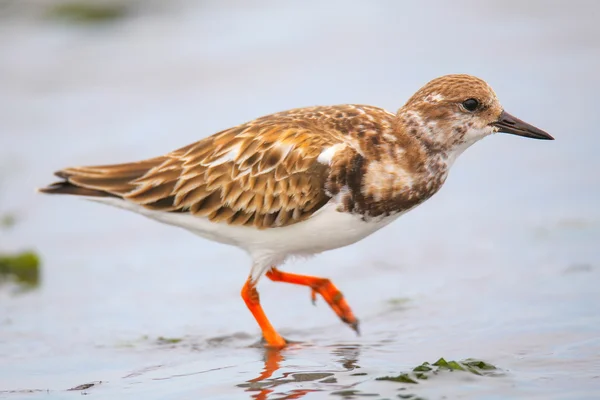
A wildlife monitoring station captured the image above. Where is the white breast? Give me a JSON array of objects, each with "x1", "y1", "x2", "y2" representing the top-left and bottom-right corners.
[{"x1": 87, "y1": 197, "x2": 403, "y2": 280}]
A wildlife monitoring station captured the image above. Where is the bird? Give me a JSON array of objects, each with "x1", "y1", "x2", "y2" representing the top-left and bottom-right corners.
[{"x1": 39, "y1": 74, "x2": 554, "y2": 348}]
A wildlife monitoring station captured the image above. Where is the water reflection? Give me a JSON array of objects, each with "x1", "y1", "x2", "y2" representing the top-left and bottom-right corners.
[
  {"x1": 329, "y1": 344, "x2": 361, "y2": 372},
  {"x1": 239, "y1": 344, "x2": 365, "y2": 400},
  {"x1": 249, "y1": 348, "x2": 285, "y2": 382}
]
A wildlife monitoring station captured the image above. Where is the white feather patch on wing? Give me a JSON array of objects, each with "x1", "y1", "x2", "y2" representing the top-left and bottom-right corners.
[
  {"x1": 317, "y1": 143, "x2": 346, "y2": 165},
  {"x1": 204, "y1": 143, "x2": 242, "y2": 167}
]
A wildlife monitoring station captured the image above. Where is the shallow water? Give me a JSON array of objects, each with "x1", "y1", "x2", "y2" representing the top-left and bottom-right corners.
[{"x1": 1, "y1": 1, "x2": 599, "y2": 399}]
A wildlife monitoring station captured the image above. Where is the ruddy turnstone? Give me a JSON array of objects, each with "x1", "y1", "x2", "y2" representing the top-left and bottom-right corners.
[{"x1": 39, "y1": 74, "x2": 553, "y2": 348}]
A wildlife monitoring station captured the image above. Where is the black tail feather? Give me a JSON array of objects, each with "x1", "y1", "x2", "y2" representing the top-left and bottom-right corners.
[{"x1": 38, "y1": 181, "x2": 117, "y2": 198}]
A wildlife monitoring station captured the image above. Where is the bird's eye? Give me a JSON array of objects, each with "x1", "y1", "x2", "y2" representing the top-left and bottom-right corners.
[{"x1": 462, "y1": 98, "x2": 479, "y2": 112}]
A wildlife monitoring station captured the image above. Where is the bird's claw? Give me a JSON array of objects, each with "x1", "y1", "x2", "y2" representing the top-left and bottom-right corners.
[
  {"x1": 310, "y1": 289, "x2": 318, "y2": 305},
  {"x1": 341, "y1": 316, "x2": 360, "y2": 336}
]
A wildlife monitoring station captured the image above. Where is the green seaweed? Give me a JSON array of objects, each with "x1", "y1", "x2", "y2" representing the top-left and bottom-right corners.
[
  {"x1": 459, "y1": 358, "x2": 498, "y2": 375},
  {"x1": 0, "y1": 251, "x2": 41, "y2": 287},
  {"x1": 398, "y1": 394, "x2": 426, "y2": 400},
  {"x1": 433, "y1": 357, "x2": 465, "y2": 371},
  {"x1": 387, "y1": 297, "x2": 411, "y2": 306},
  {"x1": 330, "y1": 389, "x2": 379, "y2": 397},
  {"x1": 376, "y1": 373, "x2": 418, "y2": 384},
  {"x1": 67, "y1": 382, "x2": 101, "y2": 391},
  {"x1": 156, "y1": 336, "x2": 183, "y2": 345},
  {"x1": 412, "y1": 363, "x2": 432, "y2": 372},
  {"x1": 0, "y1": 213, "x2": 16, "y2": 229},
  {"x1": 46, "y1": 2, "x2": 128, "y2": 23},
  {"x1": 376, "y1": 358, "x2": 500, "y2": 385}
]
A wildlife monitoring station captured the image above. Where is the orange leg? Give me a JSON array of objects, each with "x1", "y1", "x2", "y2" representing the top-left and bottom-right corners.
[
  {"x1": 241, "y1": 278, "x2": 287, "y2": 349},
  {"x1": 265, "y1": 268, "x2": 359, "y2": 334}
]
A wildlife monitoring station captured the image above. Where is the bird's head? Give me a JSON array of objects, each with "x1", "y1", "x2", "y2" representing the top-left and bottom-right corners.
[{"x1": 398, "y1": 74, "x2": 553, "y2": 158}]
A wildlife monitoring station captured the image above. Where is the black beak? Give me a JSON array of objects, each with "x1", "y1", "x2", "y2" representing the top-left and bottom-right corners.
[{"x1": 491, "y1": 111, "x2": 554, "y2": 140}]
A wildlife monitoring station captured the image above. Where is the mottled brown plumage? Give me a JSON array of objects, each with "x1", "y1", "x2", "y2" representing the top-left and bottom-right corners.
[{"x1": 42, "y1": 103, "x2": 438, "y2": 227}]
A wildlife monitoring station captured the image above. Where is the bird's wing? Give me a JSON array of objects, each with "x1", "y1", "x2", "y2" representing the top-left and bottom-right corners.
[{"x1": 41, "y1": 109, "x2": 357, "y2": 229}]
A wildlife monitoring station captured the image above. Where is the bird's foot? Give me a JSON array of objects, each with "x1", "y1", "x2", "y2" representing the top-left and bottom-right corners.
[{"x1": 310, "y1": 279, "x2": 360, "y2": 335}]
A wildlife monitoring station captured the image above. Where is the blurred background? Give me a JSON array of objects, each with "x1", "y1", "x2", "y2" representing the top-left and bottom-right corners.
[{"x1": 1, "y1": 1, "x2": 599, "y2": 399}]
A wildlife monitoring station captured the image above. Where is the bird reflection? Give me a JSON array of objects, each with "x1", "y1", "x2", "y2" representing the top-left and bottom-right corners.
[
  {"x1": 249, "y1": 347, "x2": 285, "y2": 383},
  {"x1": 238, "y1": 343, "x2": 362, "y2": 400},
  {"x1": 330, "y1": 344, "x2": 361, "y2": 371}
]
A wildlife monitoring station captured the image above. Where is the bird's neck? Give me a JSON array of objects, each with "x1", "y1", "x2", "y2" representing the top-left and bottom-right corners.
[
  {"x1": 392, "y1": 114, "x2": 443, "y2": 169},
  {"x1": 393, "y1": 108, "x2": 470, "y2": 172}
]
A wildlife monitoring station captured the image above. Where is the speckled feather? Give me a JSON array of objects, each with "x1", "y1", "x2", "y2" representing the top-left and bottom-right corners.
[{"x1": 44, "y1": 101, "x2": 452, "y2": 228}]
